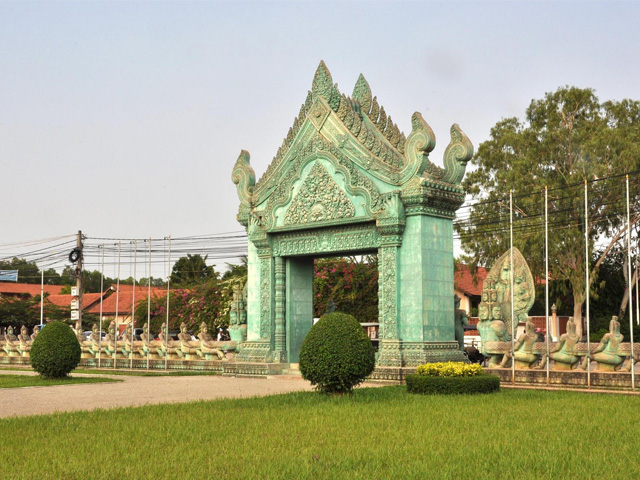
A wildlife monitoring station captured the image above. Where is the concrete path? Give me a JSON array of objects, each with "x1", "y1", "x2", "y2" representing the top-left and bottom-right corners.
[{"x1": 0, "y1": 370, "x2": 315, "y2": 418}]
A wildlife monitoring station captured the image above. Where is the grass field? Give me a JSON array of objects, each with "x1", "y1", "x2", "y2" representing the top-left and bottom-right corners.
[
  {"x1": 1, "y1": 386, "x2": 638, "y2": 479},
  {"x1": 0, "y1": 374, "x2": 120, "y2": 389},
  {"x1": 0, "y1": 366, "x2": 219, "y2": 377},
  {"x1": 70, "y1": 368, "x2": 220, "y2": 377}
]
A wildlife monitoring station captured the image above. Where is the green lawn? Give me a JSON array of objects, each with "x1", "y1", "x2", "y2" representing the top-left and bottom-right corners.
[
  {"x1": 70, "y1": 368, "x2": 220, "y2": 377},
  {"x1": 0, "y1": 366, "x2": 219, "y2": 377},
  {"x1": 0, "y1": 374, "x2": 121, "y2": 389},
  {"x1": 1, "y1": 386, "x2": 638, "y2": 479}
]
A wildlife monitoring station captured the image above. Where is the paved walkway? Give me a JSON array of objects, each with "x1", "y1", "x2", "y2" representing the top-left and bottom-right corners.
[{"x1": 0, "y1": 370, "x2": 315, "y2": 418}]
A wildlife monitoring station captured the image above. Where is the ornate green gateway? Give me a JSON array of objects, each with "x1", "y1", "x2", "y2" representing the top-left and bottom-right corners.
[{"x1": 232, "y1": 61, "x2": 473, "y2": 367}]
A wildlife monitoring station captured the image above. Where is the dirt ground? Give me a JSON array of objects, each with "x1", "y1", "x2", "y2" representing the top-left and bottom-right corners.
[{"x1": 0, "y1": 370, "x2": 316, "y2": 418}]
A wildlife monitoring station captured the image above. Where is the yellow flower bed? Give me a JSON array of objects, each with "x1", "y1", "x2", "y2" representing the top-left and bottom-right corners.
[{"x1": 415, "y1": 362, "x2": 484, "y2": 377}]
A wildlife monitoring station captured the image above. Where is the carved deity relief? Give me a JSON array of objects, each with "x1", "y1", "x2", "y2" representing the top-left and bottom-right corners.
[
  {"x1": 478, "y1": 247, "x2": 535, "y2": 341},
  {"x1": 283, "y1": 162, "x2": 355, "y2": 225}
]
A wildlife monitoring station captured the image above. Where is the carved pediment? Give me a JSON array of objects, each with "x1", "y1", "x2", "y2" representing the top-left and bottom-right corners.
[
  {"x1": 284, "y1": 162, "x2": 355, "y2": 226},
  {"x1": 232, "y1": 61, "x2": 475, "y2": 230}
]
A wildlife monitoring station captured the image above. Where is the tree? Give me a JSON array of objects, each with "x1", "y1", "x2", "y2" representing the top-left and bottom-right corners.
[
  {"x1": 0, "y1": 295, "x2": 67, "y2": 329},
  {"x1": 42, "y1": 268, "x2": 62, "y2": 285},
  {"x1": 313, "y1": 256, "x2": 378, "y2": 321},
  {"x1": 170, "y1": 254, "x2": 218, "y2": 287},
  {"x1": 458, "y1": 86, "x2": 640, "y2": 334},
  {"x1": 134, "y1": 276, "x2": 244, "y2": 335},
  {"x1": 0, "y1": 257, "x2": 40, "y2": 283},
  {"x1": 222, "y1": 256, "x2": 248, "y2": 280}
]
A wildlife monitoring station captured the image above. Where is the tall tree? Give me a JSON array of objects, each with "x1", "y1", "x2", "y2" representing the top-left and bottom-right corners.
[
  {"x1": 457, "y1": 86, "x2": 640, "y2": 334},
  {"x1": 170, "y1": 254, "x2": 218, "y2": 287},
  {"x1": 0, "y1": 258, "x2": 40, "y2": 283},
  {"x1": 222, "y1": 256, "x2": 248, "y2": 280}
]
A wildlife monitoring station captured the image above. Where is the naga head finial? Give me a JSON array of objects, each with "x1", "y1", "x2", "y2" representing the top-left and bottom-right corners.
[
  {"x1": 231, "y1": 150, "x2": 255, "y2": 206},
  {"x1": 441, "y1": 124, "x2": 473, "y2": 185}
]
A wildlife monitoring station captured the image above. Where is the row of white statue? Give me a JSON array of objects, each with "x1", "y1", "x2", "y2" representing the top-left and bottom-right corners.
[{"x1": 0, "y1": 321, "x2": 237, "y2": 361}]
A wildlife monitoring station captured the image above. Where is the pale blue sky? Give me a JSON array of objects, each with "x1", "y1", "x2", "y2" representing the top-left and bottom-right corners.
[{"x1": 1, "y1": 0, "x2": 639, "y2": 273}]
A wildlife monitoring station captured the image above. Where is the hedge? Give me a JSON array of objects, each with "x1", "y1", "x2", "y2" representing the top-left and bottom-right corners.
[{"x1": 406, "y1": 373, "x2": 500, "y2": 395}]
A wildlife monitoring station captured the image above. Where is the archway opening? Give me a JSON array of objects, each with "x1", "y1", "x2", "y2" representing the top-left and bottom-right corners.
[{"x1": 285, "y1": 253, "x2": 379, "y2": 363}]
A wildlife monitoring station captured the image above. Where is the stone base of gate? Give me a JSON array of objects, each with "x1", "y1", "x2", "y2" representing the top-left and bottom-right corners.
[
  {"x1": 377, "y1": 340, "x2": 466, "y2": 367},
  {"x1": 485, "y1": 367, "x2": 637, "y2": 390},
  {"x1": 236, "y1": 340, "x2": 273, "y2": 363}
]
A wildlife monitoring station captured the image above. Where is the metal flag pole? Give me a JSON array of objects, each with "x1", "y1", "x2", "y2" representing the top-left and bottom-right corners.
[
  {"x1": 585, "y1": 180, "x2": 591, "y2": 389},
  {"x1": 98, "y1": 244, "x2": 105, "y2": 368},
  {"x1": 130, "y1": 239, "x2": 137, "y2": 370},
  {"x1": 636, "y1": 254, "x2": 640, "y2": 325},
  {"x1": 165, "y1": 235, "x2": 171, "y2": 371},
  {"x1": 545, "y1": 186, "x2": 550, "y2": 386},
  {"x1": 39, "y1": 267, "x2": 44, "y2": 328},
  {"x1": 626, "y1": 174, "x2": 635, "y2": 390},
  {"x1": 510, "y1": 189, "x2": 515, "y2": 385},
  {"x1": 147, "y1": 237, "x2": 151, "y2": 370},
  {"x1": 114, "y1": 241, "x2": 121, "y2": 370}
]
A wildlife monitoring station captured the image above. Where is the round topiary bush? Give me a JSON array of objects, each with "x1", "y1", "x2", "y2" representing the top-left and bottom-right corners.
[
  {"x1": 299, "y1": 312, "x2": 375, "y2": 393},
  {"x1": 30, "y1": 321, "x2": 81, "y2": 378}
]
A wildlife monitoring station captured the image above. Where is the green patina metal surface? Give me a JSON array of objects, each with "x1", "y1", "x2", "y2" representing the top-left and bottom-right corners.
[{"x1": 232, "y1": 61, "x2": 473, "y2": 367}]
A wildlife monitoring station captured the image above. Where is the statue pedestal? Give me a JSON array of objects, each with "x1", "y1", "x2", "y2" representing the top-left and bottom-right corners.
[{"x1": 229, "y1": 325, "x2": 247, "y2": 344}]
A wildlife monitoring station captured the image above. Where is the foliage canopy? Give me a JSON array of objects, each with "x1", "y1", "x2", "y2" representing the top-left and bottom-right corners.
[{"x1": 457, "y1": 86, "x2": 640, "y2": 327}]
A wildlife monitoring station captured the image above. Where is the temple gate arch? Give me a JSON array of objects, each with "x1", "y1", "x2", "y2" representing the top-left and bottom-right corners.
[{"x1": 232, "y1": 61, "x2": 474, "y2": 367}]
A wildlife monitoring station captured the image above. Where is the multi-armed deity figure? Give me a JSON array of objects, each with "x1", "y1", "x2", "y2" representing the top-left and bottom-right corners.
[
  {"x1": 476, "y1": 248, "x2": 535, "y2": 367},
  {"x1": 88, "y1": 324, "x2": 103, "y2": 357},
  {"x1": 138, "y1": 323, "x2": 158, "y2": 358},
  {"x1": 229, "y1": 283, "x2": 248, "y2": 343},
  {"x1": 590, "y1": 316, "x2": 626, "y2": 371},
  {"x1": 17, "y1": 325, "x2": 33, "y2": 356},
  {"x1": 3, "y1": 325, "x2": 20, "y2": 356},
  {"x1": 177, "y1": 322, "x2": 200, "y2": 359},
  {"x1": 196, "y1": 322, "x2": 226, "y2": 360},
  {"x1": 538, "y1": 317, "x2": 581, "y2": 370},
  {"x1": 157, "y1": 323, "x2": 180, "y2": 359},
  {"x1": 500, "y1": 318, "x2": 540, "y2": 369}
]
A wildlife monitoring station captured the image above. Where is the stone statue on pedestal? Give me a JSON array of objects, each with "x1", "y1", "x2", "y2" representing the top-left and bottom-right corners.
[{"x1": 454, "y1": 294, "x2": 468, "y2": 351}]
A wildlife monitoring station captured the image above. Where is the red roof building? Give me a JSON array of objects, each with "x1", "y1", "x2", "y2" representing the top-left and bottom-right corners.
[
  {"x1": 0, "y1": 282, "x2": 64, "y2": 298},
  {"x1": 44, "y1": 285, "x2": 169, "y2": 330},
  {"x1": 454, "y1": 265, "x2": 488, "y2": 314},
  {"x1": 85, "y1": 285, "x2": 167, "y2": 319}
]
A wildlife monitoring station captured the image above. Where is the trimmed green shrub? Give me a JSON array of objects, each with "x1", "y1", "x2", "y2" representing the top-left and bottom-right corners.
[
  {"x1": 30, "y1": 321, "x2": 81, "y2": 378},
  {"x1": 416, "y1": 361, "x2": 484, "y2": 377},
  {"x1": 406, "y1": 373, "x2": 500, "y2": 395},
  {"x1": 299, "y1": 312, "x2": 375, "y2": 393}
]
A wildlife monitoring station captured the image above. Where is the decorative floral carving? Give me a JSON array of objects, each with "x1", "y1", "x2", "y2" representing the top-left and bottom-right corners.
[
  {"x1": 312, "y1": 60, "x2": 334, "y2": 102},
  {"x1": 284, "y1": 162, "x2": 355, "y2": 226},
  {"x1": 352, "y1": 73, "x2": 372, "y2": 113},
  {"x1": 379, "y1": 246, "x2": 398, "y2": 340},
  {"x1": 271, "y1": 225, "x2": 381, "y2": 256},
  {"x1": 259, "y1": 257, "x2": 272, "y2": 339}
]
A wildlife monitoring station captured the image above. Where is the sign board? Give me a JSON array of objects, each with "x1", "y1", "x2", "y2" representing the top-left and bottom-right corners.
[
  {"x1": 70, "y1": 299, "x2": 79, "y2": 310},
  {"x1": 71, "y1": 310, "x2": 79, "y2": 321},
  {"x1": 0, "y1": 270, "x2": 18, "y2": 282},
  {"x1": 71, "y1": 287, "x2": 78, "y2": 296}
]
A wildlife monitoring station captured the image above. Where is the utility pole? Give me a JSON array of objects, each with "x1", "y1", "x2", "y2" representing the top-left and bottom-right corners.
[{"x1": 75, "y1": 230, "x2": 83, "y2": 331}]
